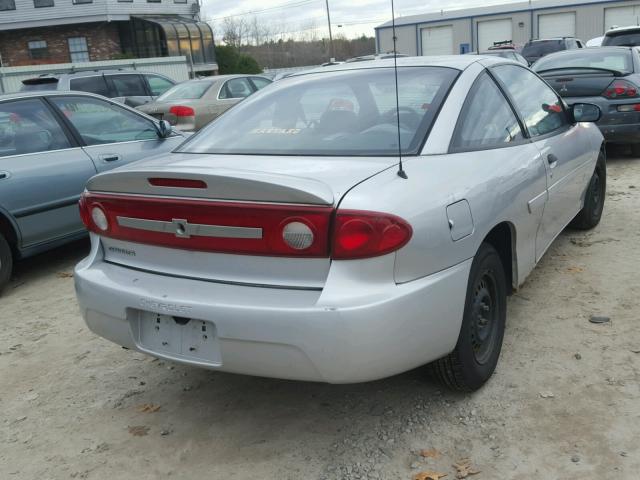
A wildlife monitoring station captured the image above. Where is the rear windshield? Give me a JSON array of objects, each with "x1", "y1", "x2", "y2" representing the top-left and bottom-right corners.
[
  {"x1": 158, "y1": 81, "x2": 215, "y2": 101},
  {"x1": 603, "y1": 32, "x2": 640, "y2": 47},
  {"x1": 534, "y1": 49, "x2": 633, "y2": 74},
  {"x1": 522, "y1": 40, "x2": 563, "y2": 58},
  {"x1": 20, "y1": 79, "x2": 59, "y2": 92},
  {"x1": 178, "y1": 67, "x2": 459, "y2": 156}
]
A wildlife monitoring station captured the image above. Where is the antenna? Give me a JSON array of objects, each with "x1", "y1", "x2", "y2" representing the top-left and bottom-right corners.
[{"x1": 391, "y1": 0, "x2": 408, "y2": 179}]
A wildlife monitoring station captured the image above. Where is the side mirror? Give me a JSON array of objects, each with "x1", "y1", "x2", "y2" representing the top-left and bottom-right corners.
[
  {"x1": 570, "y1": 103, "x2": 601, "y2": 123},
  {"x1": 157, "y1": 120, "x2": 172, "y2": 139}
]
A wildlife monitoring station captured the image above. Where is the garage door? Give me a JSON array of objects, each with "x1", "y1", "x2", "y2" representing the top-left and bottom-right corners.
[
  {"x1": 605, "y1": 5, "x2": 640, "y2": 30},
  {"x1": 421, "y1": 26, "x2": 453, "y2": 56},
  {"x1": 478, "y1": 19, "x2": 512, "y2": 52},
  {"x1": 539, "y1": 12, "x2": 576, "y2": 38}
]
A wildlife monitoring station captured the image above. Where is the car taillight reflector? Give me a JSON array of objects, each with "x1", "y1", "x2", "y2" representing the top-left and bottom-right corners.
[
  {"x1": 78, "y1": 192, "x2": 332, "y2": 257},
  {"x1": 603, "y1": 79, "x2": 638, "y2": 98},
  {"x1": 148, "y1": 178, "x2": 207, "y2": 189},
  {"x1": 616, "y1": 103, "x2": 640, "y2": 112},
  {"x1": 332, "y1": 211, "x2": 412, "y2": 260},
  {"x1": 169, "y1": 105, "x2": 195, "y2": 117}
]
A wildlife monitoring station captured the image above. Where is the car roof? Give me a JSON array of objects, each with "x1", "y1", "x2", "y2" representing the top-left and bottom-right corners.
[
  {"x1": 605, "y1": 25, "x2": 640, "y2": 35},
  {"x1": 0, "y1": 90, "x2": 124, "y2": 102},
  {"x1": 292, "y1": 55, "x2": 497, "y2": 77},
  {"x1": 23, "y1": 70, "x2": 171, "y2": 81}
]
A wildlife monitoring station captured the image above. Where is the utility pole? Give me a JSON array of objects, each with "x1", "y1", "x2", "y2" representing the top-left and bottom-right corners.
[{"x1": 325, "y1": 0, "x2": 334, "y2": 60}]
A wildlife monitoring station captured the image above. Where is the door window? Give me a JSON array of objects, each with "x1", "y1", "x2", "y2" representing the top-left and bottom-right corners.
[
  {"x1": 492, "y1": 65, "x2": 569, "y2": 137},
  {"x1": 219, "y1": 78, "x2": 254, "y2": 99},
  {"x1": 0, "y1": 99, "x2": 71, "y2": 157},
  {"x1": 145, "y1": 74, "x2": 175, "y2": 96},
  {"x1": 450, "y1": 72, "x2": 524, "y2": 151},
  {"x1": 250, "y1": 77, "x2": 272, "y2": 90},
  {"x1": 50, "y1": 96, "x2": 158, "y2": 145},
  {"x1": 109, "y1": 74, "x2": 147, "y2": 97},
  {"x1": 69, "y1": 76, "x2": 111, "y2": 97}
]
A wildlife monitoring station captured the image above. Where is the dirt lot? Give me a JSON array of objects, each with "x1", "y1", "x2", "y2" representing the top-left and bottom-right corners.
[{"x1": 2, "y1": 151, "x2": 640, "y2": 480}]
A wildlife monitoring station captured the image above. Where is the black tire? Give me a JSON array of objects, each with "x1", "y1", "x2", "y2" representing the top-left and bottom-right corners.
[
  {"x1": 430, "y1": 243, "x2": 507, "y2": 392},
  {"x1": 0, "y1": 233, "x2": 12, "y2": 294},
  {"x1": 570, "y1": 152, "x2": 606, "y2": 230}
]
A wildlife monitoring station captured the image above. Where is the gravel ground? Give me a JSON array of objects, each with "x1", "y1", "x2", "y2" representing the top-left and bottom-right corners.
[{"x1": 1, "y1": 150, "x2": 639, "y2": 480}]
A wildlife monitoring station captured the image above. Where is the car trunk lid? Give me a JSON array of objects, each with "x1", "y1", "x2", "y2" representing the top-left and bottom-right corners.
[
  {"x1": 539, "y1": 70, "x2": 622, "y2": 97},
  {"x1": 84, "y1": 154, "x2": 397, "y2": 289}
]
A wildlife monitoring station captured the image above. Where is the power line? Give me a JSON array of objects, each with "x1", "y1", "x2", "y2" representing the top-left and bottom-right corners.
[{"x1": 209, "y1": 0, "x2": 320, "y2": 21}]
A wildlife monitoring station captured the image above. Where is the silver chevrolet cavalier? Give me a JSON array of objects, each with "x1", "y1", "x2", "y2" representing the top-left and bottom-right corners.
[{"x1": 74, "y1": 56, "x2": 606, "y2": 391}]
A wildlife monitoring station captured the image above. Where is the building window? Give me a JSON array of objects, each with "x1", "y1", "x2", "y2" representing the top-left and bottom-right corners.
[
  {"x1": 147, "y1": 0, "x2": 161, "y2": 3},
  {"x1": 28, "y1": 40, "x2": 49, "y2": 59},
  {"x1": 174, "y1": 0, "x2": 187, "y2": 3},
  {"x1": 0, "y1": 0, "x2": 16, "y2": 10},
  {"x1": 34, "y1": 0, "x2": 54, "y2": 6},
  {"x1": 72, "y1": 0, "x2": 93, "y2": 4},
  {"x1": 68, "y1": 37, "x2": 90, "y2": 62},
  {"x1": 117, "y1": 0, "x2": 133, "y2": 3}
]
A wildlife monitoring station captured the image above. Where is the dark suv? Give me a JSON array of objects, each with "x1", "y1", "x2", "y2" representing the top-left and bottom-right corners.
[
  {"x1": 522, "y1": 38, "x2": 584, "y2": 65},
  {"x1": 20, "y1": 70, "x2": 176, "y2": 108}
]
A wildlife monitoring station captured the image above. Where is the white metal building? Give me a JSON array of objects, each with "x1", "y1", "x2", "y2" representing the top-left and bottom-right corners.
[{"x1": 376, "y1": 0, "x2": 640, "y2": 55}]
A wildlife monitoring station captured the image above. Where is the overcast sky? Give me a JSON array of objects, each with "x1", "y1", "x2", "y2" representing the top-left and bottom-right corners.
[{"x1": 203, "y1": 0, "x2": 514, "y2": 40}]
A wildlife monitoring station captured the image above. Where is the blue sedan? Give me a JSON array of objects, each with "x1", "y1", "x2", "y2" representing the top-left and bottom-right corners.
[{"x1": 0, "y1": 91, "x2": 185, "y2": 292}]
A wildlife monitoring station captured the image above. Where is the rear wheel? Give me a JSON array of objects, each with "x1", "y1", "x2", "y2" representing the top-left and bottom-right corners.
[
  {"x1": 430, "y1": 243, "x2": 507, "y2": 392},
  {"x1": 571, "y1": 153, "x2": 606, "y2": 230},
  {"x1": 0, "y1": 233, "x2": 12, "y2": 294}
]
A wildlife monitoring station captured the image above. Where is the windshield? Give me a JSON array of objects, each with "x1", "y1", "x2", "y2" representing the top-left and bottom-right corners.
[
  {"x1": 178, "y1": 67, "x2": 459, "y2": 156},
  {"x1": 534, "y1": 49, "x2": 633, "y2": 74},
  {"x1": 157, "y1": 80, "x2": 215, "y2": 101},
  {"x1": 522, "y1": 40, "x2": 563, "y2": 58},
  {"x1": 603, "y1": 32, "x2": 640, "y2": 47}
]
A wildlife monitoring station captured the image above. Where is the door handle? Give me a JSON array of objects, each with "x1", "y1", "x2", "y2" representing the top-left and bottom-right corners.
[
  {"x1": 547, "y1": 153, "x2": 559, "y2": 168},
  {"x1": 99, "y1": 154, "x2": 121, "y2": 162}
]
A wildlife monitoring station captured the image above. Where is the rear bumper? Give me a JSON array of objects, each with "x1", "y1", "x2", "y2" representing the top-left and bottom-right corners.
[{"x1": 74, "y1": 241, "x2": 470, "y2": 384}]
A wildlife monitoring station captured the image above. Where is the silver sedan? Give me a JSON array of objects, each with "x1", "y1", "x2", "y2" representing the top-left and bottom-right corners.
[{"x1": 74, "y1": 56, "x2": 606, "y2": 391}]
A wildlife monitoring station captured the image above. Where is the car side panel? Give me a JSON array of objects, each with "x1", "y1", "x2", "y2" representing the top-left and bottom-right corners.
[{"x1": 1, "y1": 147, "x2": 97, "y2": 248}]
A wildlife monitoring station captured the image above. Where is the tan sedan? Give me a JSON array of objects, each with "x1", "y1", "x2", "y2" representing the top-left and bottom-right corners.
[{"x1": 137, "y1": 74, "x2": 272, "y2": 132}]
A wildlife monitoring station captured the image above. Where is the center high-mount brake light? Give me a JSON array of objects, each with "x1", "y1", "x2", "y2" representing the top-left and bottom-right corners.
[
  {"x1": 169, "y1": 105, "x2": 195, "y2": 117},
  {"x1": 148, "y1": 178, "x2": 207, "y2": 189},
  {"x1": 603, "y1": 79, "x2": 638, "y2": 99}
]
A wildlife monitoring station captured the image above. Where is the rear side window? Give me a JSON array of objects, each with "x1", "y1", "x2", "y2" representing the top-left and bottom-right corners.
[
  {"x1": 220, "y1": 78, "x2": 254, "y2": 99},
  {"x1": 492, "y1": 65, "x2": 568, "y2": 137},
  {"x1": 250, "y1": 77, "x2": 272, "y2": 90},
  {"x1": 178, "y1": 67, "x2": 459, "y2": 156},
  {"x1": 0, "y1": 99, "x2": 71, "y2": 157},
  {"x1": 69, "y1": 76, "x2": 110, "y2": 97},
  {"x1": 109, "y1": 74, "x2": 147, "y2": 97},
  {"x1": 145, "y1": 75, "x2": 175, "y2": 96},
  {"x1": 450, "y1": 72, "x2": 523, "y2": 151}
]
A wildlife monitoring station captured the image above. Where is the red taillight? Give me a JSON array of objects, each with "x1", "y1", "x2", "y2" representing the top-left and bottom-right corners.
[
  {"x1": 603, "y1": 79, "x2": 638, "y2": 98},
  {"x1": 616, "y1": 103, "x2": 640, "y2": 112},
  {"x1": 169, "y1": 105, "x2": 195, "y2": 117},
  {"x1": 332, "y1": 210, "x2": 412, "y2": 260},
  {"x1": 79, "y1": 194, "x2": 91, "y2": 229},
  {"x1": 79, "y1": 193, "x2": 332, "y2": 257},
  {"x1": 148, "y1": 178, "x2": 207, "y2": 189}
]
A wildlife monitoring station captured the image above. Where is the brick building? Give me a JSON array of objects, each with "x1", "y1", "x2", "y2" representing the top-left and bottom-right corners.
[{"x1": 0, "y1": 0, "x2": 217, "y2": 73}]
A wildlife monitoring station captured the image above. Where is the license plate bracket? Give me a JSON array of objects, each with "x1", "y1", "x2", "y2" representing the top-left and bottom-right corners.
[{"x1": 132, "y1": 311, "x2": 222, "y2": 365}]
